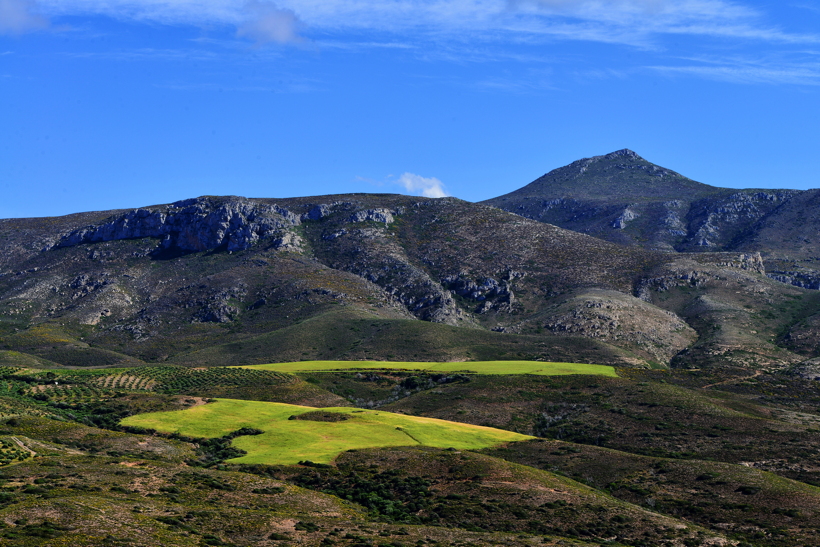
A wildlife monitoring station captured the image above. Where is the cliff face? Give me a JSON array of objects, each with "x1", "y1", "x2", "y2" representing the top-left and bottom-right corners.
[{"x1": 54, "y1": 197, "x2": 303, "y2": 253}]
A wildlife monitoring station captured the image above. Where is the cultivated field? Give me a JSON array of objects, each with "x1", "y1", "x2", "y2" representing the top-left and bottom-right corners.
[
  {"x1": 237, "y1": 359, "x2": 618, "y2": 376},
  {"x1": 121, "y1": 398, "x2": 533, "y2": 465}
]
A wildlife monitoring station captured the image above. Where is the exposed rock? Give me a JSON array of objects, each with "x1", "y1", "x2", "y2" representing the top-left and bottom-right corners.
[
  {"x1": 69, "y1": 273, "x2": 109, "y2": 297},
  {"x1": 538, "y1": 289, "x2": 697, "y2": 365},
  {"x1": 786, "y1": 359, "x2": 820, "y2": 381},
  {"x1": 55, "y1": 196, "x2": 300, "y2": 253},
  {"x1": 767, "y1": 270, "x2": 820, "y2": 290},
  {"x1": 323, "y1": 229, "x2": 348, "y2": 240},
  {"x1": 634, "y1": 253, "x2": 765, "y2": 301},
  {"x1": 442, "y1": 274, "x2": 515, "y2": 313},
  {"x1": 348, "y1": 208, "x2": 395, "y2": 224},
  {"x1": 305, "y1": 204, "x2": 332, "y2": 220},
  {"x1": 612, "y1": 207, "x2": 638, "y2": 229},
  {"x1": 272, "y1": 231, "x2": 304, "y2": 251},
  {"x1": 195, "y1": 302, "x2": 239, "y2": 323},
  {"x1": 483, "y1": 149, "x2": 804, "y2": 256}
]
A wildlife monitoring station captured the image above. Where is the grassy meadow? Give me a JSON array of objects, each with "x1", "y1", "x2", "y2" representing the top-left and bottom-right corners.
[
  {"x1": 121, "y1": 398, "x2": 533, "y2": 465},
  {"x1": 236, "y1": 359, "x2": 618, "y2": 376}
]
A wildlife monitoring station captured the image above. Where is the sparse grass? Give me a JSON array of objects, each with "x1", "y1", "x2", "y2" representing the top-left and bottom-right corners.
[
  {"x1": 238, "y1": 360, "x2": 618, "y2": 377},
  {"x1": 121, "y1": 398, "x2": 533, "y2": 465}
]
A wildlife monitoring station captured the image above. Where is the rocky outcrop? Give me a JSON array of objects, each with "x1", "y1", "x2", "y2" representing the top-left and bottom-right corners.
[
  {"x1": 357, "y1": 259, "x2": 469, "y2": 325},
  {"x1": 301, "y1": 203, "x2": 402, "y2": 225},
  {"x1": 538, "y1": 290, "x2": 697, "y2": 364},
  {"x1": 681, "y1": 191, "x2": 798, "y2": 250},
  {"x1": 766, "y1": 270, "x2": 820, "y2": 290},
  {"x1": 442, "y1": 273, "x2": 517, "y2": 314},
  {"x1": 634, "y1": 253, "x2": 766, "y2": 301},
  {"x1": 348, "y1": 209, "x2": 395, "y2": 224},
  {"x1": 612, "y1": 207, "x2": 638, "y2": 229},
  {"x1": 55, "y1": 196, "x2": 301, "y2": 253},
  {"x1": 786, "y1": 359, "x2": 820, "y2": 381}
]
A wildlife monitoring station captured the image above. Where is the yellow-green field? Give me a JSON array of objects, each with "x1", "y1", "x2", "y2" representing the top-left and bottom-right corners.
[
  {"x1": 235, "y1": 360, "x2": 618, "y2": 377},
  {"x1": 120, "y1": 399, "x2": 533, "y2": 465}
]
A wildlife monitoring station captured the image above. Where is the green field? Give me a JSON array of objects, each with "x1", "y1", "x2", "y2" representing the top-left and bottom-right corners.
[
  {"x1": 235, "y1": 360, "x2": 618, "y2": 376},
  {"x1": 120, "y1": 398, "x2": 533, "y2": 465}
]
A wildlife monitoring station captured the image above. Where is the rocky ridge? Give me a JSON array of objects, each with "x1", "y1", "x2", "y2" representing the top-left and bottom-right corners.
[{"x1": 2, "y1": 191, "x2": 819, "y2": 370}]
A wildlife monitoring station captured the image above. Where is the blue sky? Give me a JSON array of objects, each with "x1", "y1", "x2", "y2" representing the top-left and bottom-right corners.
[{"x1": 1, "y1": 0, "x2": 819, "y2": 218}]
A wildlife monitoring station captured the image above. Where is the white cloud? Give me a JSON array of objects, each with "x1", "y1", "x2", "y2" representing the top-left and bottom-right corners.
[
  {"x1": 793, "y1": 4, "x2": 820, "y2": 14},
  {"x1": 504, "y1": 0, "x2": 820, "y2": 45},
  {"x1": 0, "y1": 0, "x2": 49, "y2": 35},
  {"x1": 397, "y1": 172, "x2": 448, "y2": 198},
  {"x1": 27, "y1": 0, "x2": 819, "y2": 47},
  {"x1": 237, "y1": 1, "x2": 302, "y2": 44}
]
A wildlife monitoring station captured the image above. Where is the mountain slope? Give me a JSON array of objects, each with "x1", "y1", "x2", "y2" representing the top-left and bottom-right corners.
[{"x1": 1, "y1": 193, "x2": 818, "y2": 369}]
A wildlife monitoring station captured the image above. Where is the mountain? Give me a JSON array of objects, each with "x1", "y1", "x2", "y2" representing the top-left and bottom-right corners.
[
  {"x1": 2, "y1": 193, "x2": 819, "y2": 370},
  {"x1": 483, "y1": 148, "x2": 802, "y2": 254}
]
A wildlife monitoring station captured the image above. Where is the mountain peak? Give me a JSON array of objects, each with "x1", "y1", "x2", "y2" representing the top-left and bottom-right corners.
[
  {"x1": 486, "y1": 150, "x2": 716, "y2": 203},
  {"x1": 603, "y1": 148, "x2": 642, "y2": 161}
]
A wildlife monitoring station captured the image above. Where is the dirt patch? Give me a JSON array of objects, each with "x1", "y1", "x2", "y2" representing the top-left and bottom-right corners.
[{"x1": 118, "y1": 461, "x2": 146, "y2": 467}]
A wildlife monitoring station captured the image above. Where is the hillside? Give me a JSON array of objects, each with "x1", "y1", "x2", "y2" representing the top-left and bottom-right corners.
[
  {"x1": 1, "y1": 194, "x2": 818, "y2": 369},
  {"x1": 0, "y1": 362, "x2": 819, "y2": 545}
]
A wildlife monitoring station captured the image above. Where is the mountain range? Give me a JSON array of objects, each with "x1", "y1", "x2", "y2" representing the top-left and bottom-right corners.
[{"x1": 1, "y1": 150, "x2": 820, "y2": 372}]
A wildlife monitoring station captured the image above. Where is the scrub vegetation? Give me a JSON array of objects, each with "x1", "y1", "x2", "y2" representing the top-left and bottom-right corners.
[{"x1": 0, "y1": 363, "x2": 815, "y2": 545}]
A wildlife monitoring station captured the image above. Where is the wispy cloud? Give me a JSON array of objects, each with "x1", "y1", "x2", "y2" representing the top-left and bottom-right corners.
[
  {"x1": 0, "y1": 0, "x2": 49, "y2": 35},
  {"x1": 505, "y1": 0, "x2": 820, "y2": 45},
  {"x1": 396, "y1": 172, "x2": 448, "y2": 198},
  {"x1": 61, "y1": 47, "x2": 222, "y2": 61},
  {"x1": 649, "y1": 64, "x2": 820, "y2": 85},
  {"x1": 793, "y1": 4, "x2": 820, "y2": 14},
  {"x1": 236, "y1": 1, "x2": 302, "y2": 44},
  {"x1": 154, "y1": 77, "x2": 318, "y2": 93},
  {"x1": 647, "y1": 53, "x2": 820, "y2": 85},
  {"x1": 318, "y1": 40, "x2": 416, "y2": 51},
  {"x1": 29, "y1": 0, "x2": 820, "y2": 47}
]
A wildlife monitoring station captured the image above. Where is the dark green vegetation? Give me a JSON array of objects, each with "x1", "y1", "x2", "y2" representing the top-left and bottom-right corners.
[{"x1": 0, "y1": 364, "x2": 814, "y2": 545}]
